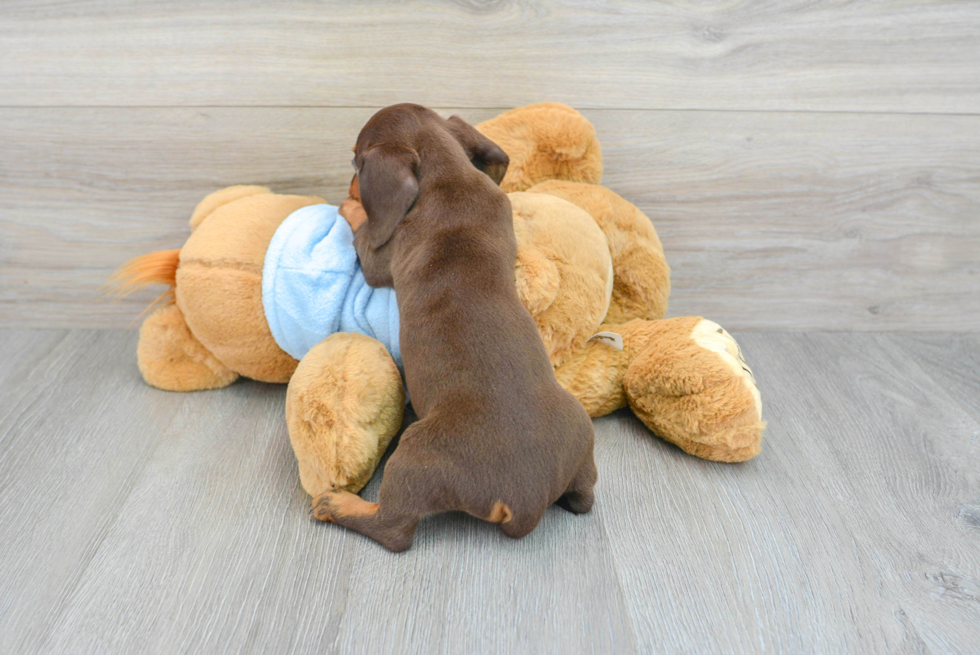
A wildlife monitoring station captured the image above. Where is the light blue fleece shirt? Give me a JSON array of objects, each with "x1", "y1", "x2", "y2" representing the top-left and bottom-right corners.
[{"x1": 262, "y1": 204, "x2": 402, "y2": 367}]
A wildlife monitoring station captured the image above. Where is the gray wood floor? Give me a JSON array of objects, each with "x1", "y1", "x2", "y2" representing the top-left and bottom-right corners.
[{"x1": 1, "y1": 328, "x2": 977, "y2": 653}]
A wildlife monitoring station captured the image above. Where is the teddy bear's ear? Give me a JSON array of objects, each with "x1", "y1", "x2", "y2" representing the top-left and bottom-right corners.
[
  {"x1": 189, "y1": 185, "x2": 272, "y2": 231},
  {"x1": 446, "y1": 115, "x2": 510, "y2": 185},
  {"x1": 477, "y1": 103, "x2": 603, "y2": 192}
]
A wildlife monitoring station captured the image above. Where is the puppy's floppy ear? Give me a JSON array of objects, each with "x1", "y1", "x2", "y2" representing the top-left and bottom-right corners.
[
  {"x1": 446, "y1": 115, "x2": 510, "y2": 185},
  {"x1": 358, "y1": 145, "x2": 420, "y2": 249}
]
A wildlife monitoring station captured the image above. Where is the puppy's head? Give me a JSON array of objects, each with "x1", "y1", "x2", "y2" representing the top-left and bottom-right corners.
[{"x1": 351, "y1": 104, "x2": 510, "y2": 249}]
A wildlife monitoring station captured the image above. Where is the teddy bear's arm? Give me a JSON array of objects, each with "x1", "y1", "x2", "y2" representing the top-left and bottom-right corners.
[
  {"x1": 528, "y1": 181, "x2": 670, "y2": 325},
  {"x1": 287, "y1": 332, "x2": 405, "y2": 496}
]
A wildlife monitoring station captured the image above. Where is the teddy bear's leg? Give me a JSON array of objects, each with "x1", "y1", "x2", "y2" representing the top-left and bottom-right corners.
[
  {"x1": 553, "y1": 339, "x2": 631, "y2": 417},
  {"x1": 286, "y1": 333, "x2": 405, "y2": 497},
  {"x1": 137, "y1": 303, "x2": 239, "y2": 391},
  {"x1": 616, "y1": 317, "x2": 765, "y2": 462},
  {"x1": 477, "y1": 103, "x2": 603, "y2": 192}
]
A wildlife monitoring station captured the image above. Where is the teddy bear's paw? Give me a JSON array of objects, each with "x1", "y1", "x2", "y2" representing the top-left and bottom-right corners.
[
  {"x1": 622, "y1": 317, "x2": 764, "y2": 462},
  {"x1": 690, "y1": 319, "x2": 762, "y2": 419},
  {"x1": 510, "y1": 192, "x2": 614, "y2": 367}
]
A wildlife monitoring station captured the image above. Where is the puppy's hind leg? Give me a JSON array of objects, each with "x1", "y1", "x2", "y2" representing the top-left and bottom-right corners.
[
  {"x1": 312, "y1": 440, "x2": 444, "y2": 552},
  {"x1": 556, "y1": 456, "x2": 598, "y2": 515},
  {"x1": 312, "y1": 488, "x2": 421, "y2": 552},
  {"x1": 499, "y1": 509, "x2": 546, "y2": 540}
]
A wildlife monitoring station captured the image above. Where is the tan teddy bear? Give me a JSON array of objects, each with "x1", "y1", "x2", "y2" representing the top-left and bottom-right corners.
[{"x1": 112, "y1": 103, "x2": 764, "y2": 499}]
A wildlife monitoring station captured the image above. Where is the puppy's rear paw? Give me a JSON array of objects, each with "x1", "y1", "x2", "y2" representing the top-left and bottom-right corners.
[
  {"x1": 557, "y1": 491, "x2": 594, "y2": 514},
  {"x1": 311, "y1": 490, "x2": 341, "y2": 523},
  {"x1": 311, "y1": 487, "x2": 380, "y2": 524}
]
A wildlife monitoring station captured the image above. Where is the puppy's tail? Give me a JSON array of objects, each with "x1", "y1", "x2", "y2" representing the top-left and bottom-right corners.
[{"x1": 103, "y1": 248, "x2": 181, "y2": 317}]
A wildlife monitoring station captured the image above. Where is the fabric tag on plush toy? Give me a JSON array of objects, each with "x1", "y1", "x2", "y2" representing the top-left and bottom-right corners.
[{"x1": 588, "y1": 331, "x2": 623, "y2": 351}]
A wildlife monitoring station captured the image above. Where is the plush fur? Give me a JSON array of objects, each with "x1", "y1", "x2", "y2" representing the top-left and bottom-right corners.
[
  {"x1": 111, "y1": 102, "x2": 765, "y2": 500},
  {"x1": 178, "y1": 190, "x2": 323, "y2": 383},
  {"x1": 619, "y1": 317, "x2": 764, "y2": 462},
  {"x1": 528, "y1": 179, "x2": 671, "y2": 325},
  {"x1": 138, "y1": 303, "x2": 238, "y2": 391},
  {"x1": 510, "y1": 191, "x2": 613, "y2": 367},
  {"x1": 477, "y1": 102, "x2": 603, "y2": 193},
  {"x1": 286, "y1": 333, "x2": 405, "y2": 496}
]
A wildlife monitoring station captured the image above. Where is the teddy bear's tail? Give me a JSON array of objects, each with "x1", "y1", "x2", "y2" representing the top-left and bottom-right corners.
[{"x1": 104, "y1": 248, "x2": 181, "y2": 315}]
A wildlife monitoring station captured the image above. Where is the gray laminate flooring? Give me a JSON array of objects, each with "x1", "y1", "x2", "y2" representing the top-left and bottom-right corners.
[{"x1": 0, "y1": 329, "x2": 977, "y2": 653}]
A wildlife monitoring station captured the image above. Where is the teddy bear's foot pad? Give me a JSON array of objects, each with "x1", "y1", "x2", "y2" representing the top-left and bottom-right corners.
[{"x1": 690, "y1": 319, "x2": 763, "y2": 421}]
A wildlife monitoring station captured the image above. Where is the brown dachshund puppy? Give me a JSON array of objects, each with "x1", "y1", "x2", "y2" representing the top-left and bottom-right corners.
[{"x1": 312, "y1": 104, "x2": 597, "y2": 552}]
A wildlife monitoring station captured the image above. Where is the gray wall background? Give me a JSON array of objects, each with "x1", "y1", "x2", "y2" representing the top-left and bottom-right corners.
[{"x1": 1, "y1": 1, "x2": 978, "y2": 330}]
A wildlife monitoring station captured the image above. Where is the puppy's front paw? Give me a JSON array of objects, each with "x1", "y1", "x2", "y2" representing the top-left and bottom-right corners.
[
  {"x1": 339, "y1": 197, "x2": 367, "y2": 232},
  {"x1": 311, "y1": 489, "x2": 342, "y2": 523}
]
